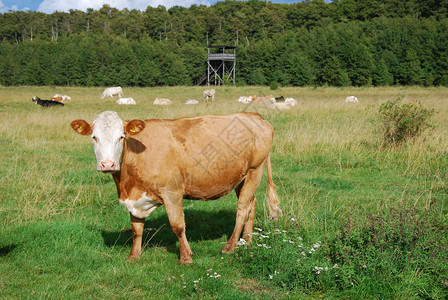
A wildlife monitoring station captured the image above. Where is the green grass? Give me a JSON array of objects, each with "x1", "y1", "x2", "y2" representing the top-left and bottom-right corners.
[{"x1": 1, "y1": 86, "x2": 448, "y2": 298}]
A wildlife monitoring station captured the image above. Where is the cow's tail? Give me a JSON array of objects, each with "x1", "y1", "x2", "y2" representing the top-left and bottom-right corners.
[{"x1": 266, "y1": 153, "x2": 282, "y2": 219}]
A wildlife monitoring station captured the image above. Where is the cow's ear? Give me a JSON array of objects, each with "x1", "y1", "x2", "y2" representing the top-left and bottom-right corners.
[
  {"x1": 124, "y1": 120, "x2": 145, "y2": 135},
  {"x1": 71, "y1": 120, "x2": 92, "y2": 135}
]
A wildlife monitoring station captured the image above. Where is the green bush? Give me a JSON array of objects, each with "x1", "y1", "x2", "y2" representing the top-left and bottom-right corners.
[
  {"x1": 270, "y1": 81, "x2": 279, "y2": 90},
  {"x1": 377, "y1": 97, "x2": 434, "y2": 145}
]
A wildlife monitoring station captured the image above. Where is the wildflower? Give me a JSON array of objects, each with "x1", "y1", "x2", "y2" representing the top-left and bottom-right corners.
[
  {"x1": 193, "y1": 279, "x2": 201, "y2": 291},
  {"x1": 269, "y1": 271, "x2": 279, "y2": 279},
  {"x1": 254, "y1": 227, "x2": 263, "y2": 232},
  {"x1": 237, "y1": 238, "x2": 247, "y2": 246},
  {"x1": 333, "y1": 264, "x2": 339, "y2": 269},
  {"x1": 290, "y1": 217, "x2": 296, "y2": 221},
  {"x1": 209, "y1": 272, "x2": 221, "y2": 279}
]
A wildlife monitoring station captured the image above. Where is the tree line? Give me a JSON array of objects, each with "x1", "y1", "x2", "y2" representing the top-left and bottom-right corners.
[{"x1": 0, "y1": 0, "x2": 447, "y2": 87}]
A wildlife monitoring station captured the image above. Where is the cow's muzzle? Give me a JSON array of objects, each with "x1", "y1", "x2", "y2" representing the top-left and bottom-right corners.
[{"x1": 99, "y1": 160, "x2": 117, "y2": 172}]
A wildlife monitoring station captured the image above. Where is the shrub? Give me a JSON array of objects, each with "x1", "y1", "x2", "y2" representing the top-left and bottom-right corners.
[
  {"x1": 270, "y1": 81, "x2": 279, "y2": 90},
  {"x1": 377, "y1": 97, "x2": 434, "y2": 145}
]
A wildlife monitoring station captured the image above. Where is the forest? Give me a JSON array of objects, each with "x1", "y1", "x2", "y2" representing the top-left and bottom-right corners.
[{"x1": 0, "y1": 0, "x2": 447, "y2": 87}]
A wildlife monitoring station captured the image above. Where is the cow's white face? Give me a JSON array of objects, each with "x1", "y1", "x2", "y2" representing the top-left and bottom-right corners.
[
  {"x1": 71, "y1": 111, "x2": 145, "y2": 173},
  {"x1": 91, "y1": 111, "x2": 125, "y2": 172}
]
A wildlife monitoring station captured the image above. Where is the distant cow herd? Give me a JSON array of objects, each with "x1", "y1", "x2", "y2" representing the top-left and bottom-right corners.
[{"x1": 32, "y1": 85, "x2": 359, "y2": 109}]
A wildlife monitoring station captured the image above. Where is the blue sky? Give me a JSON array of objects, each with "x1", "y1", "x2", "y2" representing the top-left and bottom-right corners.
[{"x1": 0, "y1": 0, "x2": 302, "y2": 13}]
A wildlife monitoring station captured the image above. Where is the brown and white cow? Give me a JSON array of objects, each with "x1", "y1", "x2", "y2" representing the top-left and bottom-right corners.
[
  {"x1": 71, "y1": 111, "x2": 281, "y2": 264},
  {"x1": 51, "y1": 96, "x2": 64, "y2": 103}
]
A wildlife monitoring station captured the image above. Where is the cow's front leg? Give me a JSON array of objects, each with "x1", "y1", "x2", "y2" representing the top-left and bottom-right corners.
[
  {"x1": 128, "y1": 213, "x2": 145, "y2": 260},
  {"x1": 163, "y1": 194, "x2": 193, "y2": 264}
]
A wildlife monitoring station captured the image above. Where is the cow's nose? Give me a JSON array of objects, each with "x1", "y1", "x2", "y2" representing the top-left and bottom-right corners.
[{"x1": 100, "y1": 160, "x2": 116, "y2": 172}]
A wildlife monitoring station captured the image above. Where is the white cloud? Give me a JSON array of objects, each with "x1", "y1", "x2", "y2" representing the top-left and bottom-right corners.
[
  {"x1": 0, "y1": 1, "x2": 19, "y2": 12},
  {"x1": 37, "y1": 0, "x2": 211, "y2": 13}
]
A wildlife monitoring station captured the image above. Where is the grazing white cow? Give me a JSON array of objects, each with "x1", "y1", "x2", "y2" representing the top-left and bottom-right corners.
[
  {"x1": 153, "y1": 98, "x2": 172, "y2": 105},
  {"x1": 203, "y1": 89, "x2": 216, "y2": 102},
  {"x1": 345, "y1": 96, "x2": 359, "y2": 103},
  {"x1": 116, "y1": 97, "x2": 136, "y2": 105},
  {"x1": 285, "y1": 97, "x2": 298, "y2": 106},
  {"x1": 71, "y1": 111, "x2": 281, "y2": 264},
  {"x1": 101, "y1": 87, "x2": 123, "y2": 99},
  {"x1": 185, "y1": 99, "x2": 199, "y2": 105},
  {"x1": 238, "y1": 96, "x2": 253, "y2": 104},
  {"x1": 271, "y1": 102, "x2": 292, "y2": 111},
  {"x1": 271, "y1": 98, "x2": 298, "y2": 111}
]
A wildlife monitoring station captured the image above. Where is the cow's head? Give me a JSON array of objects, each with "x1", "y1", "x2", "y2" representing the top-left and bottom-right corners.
[{"x1": 71, "y1": 111, "x2": 145, "y2": 172}]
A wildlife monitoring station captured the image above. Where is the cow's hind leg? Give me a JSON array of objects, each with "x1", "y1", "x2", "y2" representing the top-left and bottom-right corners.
[
  {"x1": 234, "y1": 183, "x2": 257, "y2": 245},
  {"x1": 243, "y1": 197, "x2": 257, "y2": 244},
  {"x1": 223, "y1": 164, "x2": 265, "y2": 253}
]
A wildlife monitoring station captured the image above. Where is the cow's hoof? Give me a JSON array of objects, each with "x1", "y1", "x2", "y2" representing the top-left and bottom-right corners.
[
  {"x1": 127, "y1": 254, "x2": 141, "y2": 261},
  {"x1": 180, "y1": 257, "x2": 193, "y2": 265},
  {"x1": 221, "y1": 246, "x2": 235, "y2": 254}
]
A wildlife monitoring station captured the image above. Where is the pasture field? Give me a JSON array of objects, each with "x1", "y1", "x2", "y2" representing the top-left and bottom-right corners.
[{"x1": 1, "y1": 86, "x2": 448, "y2": 299}]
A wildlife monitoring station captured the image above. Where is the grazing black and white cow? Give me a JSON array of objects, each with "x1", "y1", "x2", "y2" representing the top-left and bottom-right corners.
[{"x1": 32, "y1": 96, "x2": 64, "y2": 107}]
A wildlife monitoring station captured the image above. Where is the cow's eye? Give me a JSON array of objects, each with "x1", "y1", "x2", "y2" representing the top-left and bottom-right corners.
[
  {"x1": 118, "y1": 135, "x2": 125, "y2": 142},
  {"x1": 92, "y1": 136, "x2": 98, "y2": 142}
]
